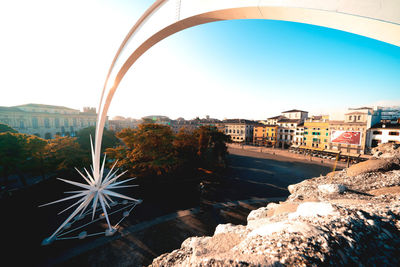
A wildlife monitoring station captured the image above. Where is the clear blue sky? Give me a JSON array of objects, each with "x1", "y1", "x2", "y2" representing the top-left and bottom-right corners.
[{"x1": 0, "y1": 0, "x2": 399, "y2": 120}]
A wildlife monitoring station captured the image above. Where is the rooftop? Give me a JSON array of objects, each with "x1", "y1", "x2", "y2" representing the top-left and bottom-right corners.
[
  {"x1": 267, "y1": 115, "x2": 285, "y2": 120},
  {"x1": 223, "y1": 119, "x2": 257, "y2": 124},
  {"x1": 371, "y1": 122, "x2": 400, "y2": 129},
  {"x1": 345, "y1": 112, "x2": 366, "y2": 115},
  {"x1": 12, "y1": 103, "x2": 77, "y2": 111},
  {"x1": 281, "y1": 109, "x2": 308, "y2": 113},
  {"x1": 277, "y1": 119, "x2": 302, "y2": 123}
]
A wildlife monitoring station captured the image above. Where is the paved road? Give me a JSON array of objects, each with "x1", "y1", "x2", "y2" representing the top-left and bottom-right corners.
[
  {"x1": 1, "y1": 148, "x2": 332, "y2": 266},
  {"x1": 218, "y1": 148, "x2": 332, "y2": 201}
]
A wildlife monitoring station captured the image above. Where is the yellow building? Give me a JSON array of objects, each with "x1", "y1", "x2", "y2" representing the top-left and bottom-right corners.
[
  {"x1": 303, "y1": 116, "x2": 330, "y2": 150},
  {"x1": 253, "y1": 124, "x2": 278, "y2": 147}
]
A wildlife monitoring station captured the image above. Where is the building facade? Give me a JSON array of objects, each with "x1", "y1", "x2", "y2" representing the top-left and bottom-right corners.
[
  {"x1": 253, "y1": 124, "x2": 278, "y2": 146},
  {"x1": 369, "y1": 122, "x2": 400, "y2": 148},
  {"x1": 303, "y1": 116, "x2": 330, "y2": 150},
  {"x1": 329, "y1": 109, "x2": 381, "y2": 155},
  {"x1": 281, "y1": 109, "x2": 308, "y2": 121},
  {"x1": 265, "y1": 109, "x2": 308, "y2": 148},
  {"x1": 108, "y1": 116, "x2": 140, "y2": 132},
  {"x1": 276, "y1": 119, "x2": 302, "y2": 148},
  {"x1": 377, "y1": 106, "x2": 400, "y2": 122},
  {"x1": 293, "y1": 122, "x2": 305, "y2": 146},
  {"x1": 0, "y1": 104, "x2": 102, "y2": 139},
  {"x1": 224, "y1": 119, "x2": 255, "y2": 143},
  {"x1": 329, "y1": 113, "x2": 368, "y2": 155}
]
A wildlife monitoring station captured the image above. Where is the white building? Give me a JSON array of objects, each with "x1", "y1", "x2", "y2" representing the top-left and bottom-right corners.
[
  {"x1": 293, "y1": 122, "x2": 305, "y2": 146},
  {"x1": 281, "y1": 109, "x2": 308, "y2": 121},
  {"x1": 223, "y1": 119, "x2": 255, "y2": 143},
  {"x1": 276, "y1": 119, "x2": 302, "y2": 148},
  {"x1": 270, "y1": 109, "x2": 308, "y2": 148},
  {"x1": 369, "y1": 122, "x2": 400, "y2": 148},
  {"x1": 0, "y1": 104, "x2": 103, "y2": 139},
  {"x1": 263, "y1": 115, "x2": 286, "y2": 125}
]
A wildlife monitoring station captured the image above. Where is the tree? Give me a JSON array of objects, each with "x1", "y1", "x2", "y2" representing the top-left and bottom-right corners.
[
  {"x1": 45, "y1": 135, "x2": 87, "y2": 172},
  {"x1": 107, "y1": 123, "x2": 177, "y2": 177},
  {"x1": 0, "y1": 123, "x2": 17, "y2": 133},
  {"x1": 173, "y1": 128, "x2": 198, "y2": 170},
  {"x1": 0, "y1": 132, "x2": 25, "y2": 188},
  {"x1": 193, "y1": 126, "x2": 231, "y2": 170},
  {"x1": 76, "y1": 126, "x2": 119, "y2": 153},
  {"x1": 25, "y1": 135, "x2": 47, "y2": 180}
]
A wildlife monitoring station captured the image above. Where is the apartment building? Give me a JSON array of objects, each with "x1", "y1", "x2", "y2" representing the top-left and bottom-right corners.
[
  {"x1": 253, "y1": 124, "x2": 278, "y2": 147},
  {"x1": 224, "y1": 119, "x2": 255, "y2": 143},
  {"x1": 303, "y1": 115, "x2": 330, "y2": 150},
  {"x1": 369, "y1": 122, "x2": 400, "y2": 147}
]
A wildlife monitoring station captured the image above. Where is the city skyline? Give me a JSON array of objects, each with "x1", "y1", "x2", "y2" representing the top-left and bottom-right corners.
[{"x1": 1, "y1": 0, "x2": 399, "y2": 120}]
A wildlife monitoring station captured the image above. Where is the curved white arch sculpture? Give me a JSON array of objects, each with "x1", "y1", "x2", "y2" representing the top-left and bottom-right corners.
[{"x1": 94, "y1": 0, "x2": 400, "y2": 179}]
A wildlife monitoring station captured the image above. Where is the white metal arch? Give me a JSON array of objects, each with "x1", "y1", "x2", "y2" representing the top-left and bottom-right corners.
[{"x1": 93, "y1": 0, "x2": 400, "y2": 178}]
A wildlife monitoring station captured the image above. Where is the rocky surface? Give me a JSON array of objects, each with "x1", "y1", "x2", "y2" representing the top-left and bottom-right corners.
[{"x1": 150, "y1": 144, "x2": 400, "y2": 266}]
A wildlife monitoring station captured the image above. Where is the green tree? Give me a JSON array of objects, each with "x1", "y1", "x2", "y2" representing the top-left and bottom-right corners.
[
  {"x1": 76, "y1": 126, "x2": 119, "y2": 153},
  {"x1": 107, "y1": 123, "x2": 177, "y2": 177},
  {"x1": 0, "y1": 123, "x2": 17, "y2": 133}
]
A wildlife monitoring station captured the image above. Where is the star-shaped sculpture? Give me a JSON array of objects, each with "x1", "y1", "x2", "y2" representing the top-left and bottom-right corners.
[{"x1": 41, "y1": 137, "x2": 140, "y2": 245}]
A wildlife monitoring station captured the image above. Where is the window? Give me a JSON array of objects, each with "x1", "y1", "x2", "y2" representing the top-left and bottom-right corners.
[
  {"x1": 19, "y1": 120, "x2": 25, "y2": 129},
  {"x1": 64, "y1": 119, "x2": 69, "y2": 127},
  {"x1": 326, "y1": 133, "x2": 329, "y2": 136},
  {"x1": 44, "y1": 118, "x2": 50, "y2": 128},
  {"x1": 73, "y1": 118, "x2": 77, "y2": 127},
  {"x1": 32, "y1": 117, "x2": 39, "y2": 129},
  {"x1": 373, "y1": 131, "x2": 382, "y2": 135},
  {"x1": 304, "y1": 131, "x2": 308, "y2": 135},
  {"x1": 358, "y1": 115, "x2": 361, "y2": 120},
  {"x1": 349, "y1": 116, "x2": 352, "y2": 120},
  {"x1": 389, "y1": 131, "x2": 399, "y2": 136},
  {"x1": 55, "y1": 118, "x2": 60, "y2": 128}
]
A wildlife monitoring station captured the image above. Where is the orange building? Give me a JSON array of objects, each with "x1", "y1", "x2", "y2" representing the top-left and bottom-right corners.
[{"x1": 253, "y1": 124, "x2": 278, "y2": 147}]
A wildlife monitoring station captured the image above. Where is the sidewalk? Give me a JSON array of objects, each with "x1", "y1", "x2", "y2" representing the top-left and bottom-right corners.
[{"x1": 228, "y1": 144, "x2": 347, "y2": 170}]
